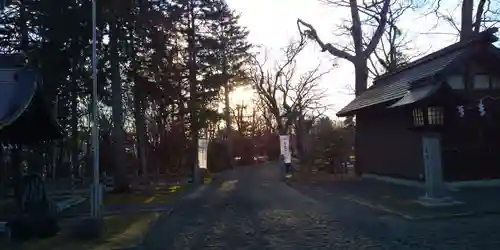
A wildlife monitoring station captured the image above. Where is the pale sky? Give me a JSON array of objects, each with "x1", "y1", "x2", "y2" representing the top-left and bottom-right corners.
[{"x1": 225, "y1": 0, "x2": 464, "y2": 117}]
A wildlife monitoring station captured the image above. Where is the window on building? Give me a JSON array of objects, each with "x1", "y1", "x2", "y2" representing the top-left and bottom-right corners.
[
  {"x1": 413, "y1": 108, "x2": 425, "y2": 126},
  {"x1": 473, "y1": 74, "x2": 490, "y2": 89},
  {"x1": 446, "y1": 75, "x2": 464, "y2": 89},
  {"x1": 427, "y1": 107, "x2": 444, "y2": 125}
]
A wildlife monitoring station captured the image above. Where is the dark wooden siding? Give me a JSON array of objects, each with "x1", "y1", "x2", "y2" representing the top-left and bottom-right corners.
[
  {"x1": 356, "y1": 106, "x2": 424, "y2": 180},
  {"x1": 441, "y1": 90, "x2": 500, "y2": 181},
  {"x1": 441, "y1": 55, "x2": 500, "y2": 181}
]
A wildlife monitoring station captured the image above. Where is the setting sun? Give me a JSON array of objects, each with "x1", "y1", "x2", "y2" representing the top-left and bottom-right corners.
[{"x1": 230, "y1": 86, "x2": 254, "y2": 106}]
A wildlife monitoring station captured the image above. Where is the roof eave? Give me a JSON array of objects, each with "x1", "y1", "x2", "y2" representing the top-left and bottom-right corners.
[{"x1": 336, "y1": 110, "x2": 353, "y2": 117}]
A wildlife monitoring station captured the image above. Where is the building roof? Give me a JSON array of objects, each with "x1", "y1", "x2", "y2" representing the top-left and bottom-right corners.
[
  {"x1": 389, "y1": 83, "x2": 443, "y2": 108},
  {"x1": 0, "y1": 67, "x2": 64, "y2": 144},
  {"x1": 337, "y1": 28, "x2": 499, "y2": 117}
]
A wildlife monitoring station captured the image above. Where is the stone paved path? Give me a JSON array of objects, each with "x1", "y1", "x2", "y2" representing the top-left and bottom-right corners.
[{"x1": 142, "y1": 163, "x2": 500, "y2": 250}]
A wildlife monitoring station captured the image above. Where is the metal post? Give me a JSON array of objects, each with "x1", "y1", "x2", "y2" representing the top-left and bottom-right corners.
[
  {"x1": 193, "y1": 161, "x2": 199, "y2": 184},
  {"x1": 52, "y1": 96, "x2": 59, "y2": 182},
  {"x1": 90, "y1": 0, "x2": 101, "y2": 218},
  {"x1": 277, "y1": 155, "x2": 284, "y2": 180}
]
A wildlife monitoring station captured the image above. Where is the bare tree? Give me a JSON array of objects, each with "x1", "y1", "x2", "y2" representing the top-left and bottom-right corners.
[
  {"x1": 368, "y1": 1, "x2": 428, "y2": 77},
  {"x1": 297, "y1": 1, "x2": 433, "y2": 175},
  {"x1": 232, "y1": 102, "x2": 248, "y2": 136},
  {"x1": 329, "y1": 1, "x2": 424, "y2": 93},
  {"x1": 425, "y1": 0, "x2": 499, "y2": 41},
  {"x1": 253, "y1": 98, "x2": 275, "y2": 133},
  {"x1": 249, "y1": 39, "x2": 331, "y2": 135},
  {"x1": 248, "y1": 106, "x2": 267, "y2": 137},
  {"x1": 297, "y1": 0, "x2": 392, "y2": 96},
  {"x1": 294, "y1": 106, "x2": 328, "y2": 163}
]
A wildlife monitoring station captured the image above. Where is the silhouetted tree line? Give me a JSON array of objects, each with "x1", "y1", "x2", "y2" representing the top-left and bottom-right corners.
[{"x1": 0, "y1": 0, "x2": 252, "y2": 196}]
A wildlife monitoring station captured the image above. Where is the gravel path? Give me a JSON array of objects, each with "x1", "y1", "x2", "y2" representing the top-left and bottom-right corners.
[{"x1": 142, "y1": 163, "x2": 500, "y2": 250}]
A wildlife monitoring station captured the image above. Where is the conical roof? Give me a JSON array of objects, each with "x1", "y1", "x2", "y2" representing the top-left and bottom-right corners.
[{"x1": 0, "y1": 67, "x2": 64, "y2": 144}]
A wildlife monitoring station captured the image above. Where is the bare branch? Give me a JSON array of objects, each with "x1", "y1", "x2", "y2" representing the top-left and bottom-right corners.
[
  {"x1": 249, "y1": 40, "x2": 334, "y2": 134},
  {"x1": 423, "y1": 0, "x2": 499, "y2": 38},
  {"x1": 367, "y1": 55, "x2": 381, "y2": 77},
  {"x1": 474, "y1": 0, "x2": 487, "y2": 32},
  {"x1": 297, "y1": 19, "x2": 354, "y2": 61},
  {"x1": 363, "y1": 0, "x2": 391, "y2": 58},
  {"x1": 297, "y1": 0, "x2": 402, "y2": 96}
]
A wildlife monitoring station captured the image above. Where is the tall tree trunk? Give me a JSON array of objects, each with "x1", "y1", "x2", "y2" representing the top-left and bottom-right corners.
[
  {"x1": 134, "y1": 83, "x2": 147, "y2": 177},
  {"x1": 223, "y1": 83, "x2": 233, "y2": 168},
  {"x1": 222, "y1": 36, "x2": 233, "y2": 168},
  {"x1": 0, "y1": 144, "x2": 5, "y2": 197},
  {"x1": 132, "y1": 1, "x2": 148, "y2": 179},
  {"x1": 19, "y1": 0, "x2": 28, "y2": 52},
  {"x1": 110, "y1": 1, "x2": 128, "y2": 192},
  {"x1": 178, "y1": 96, "x2": 186, "y2": 173},
  {"x1": 354, "y1": 59, "x2": 368, "y2": 96},
  {"x1": 187, "y1": 0, "x2": 199, "y2": 182},
  {"x1": 473, "y1": 0, "x2": 487, "y2": 33},
  {"x1": 70, "y1": 60, "x2": 79, "y2": 179},
  {"x1": 296, "y1": 112, "x2": 306, "y2": 162},
  {"x1": 11, "y1": 146, "x2": 23, "y2": 206},
  {"x1": 51, "y1": 140, "x2": 58, "y2": 179},
  {"x1": 461, "y1": 0, "x2": 474, "y2": 41},
  {"x1": 11, "y1": 0, "x2": 29, "y2": 202}
]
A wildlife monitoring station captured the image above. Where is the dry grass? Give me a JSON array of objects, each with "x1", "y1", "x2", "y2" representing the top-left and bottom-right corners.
[
  {"x1": 103, "y1": 192, "x2": 173, "y2": 205},
  {"x1": 1, "y1": 183, "x2": 190, "y2": 250},
  {"x1": 7, "y1": 212, "x2": 160, "y2": 250},
  {"x1": 103, "y1": 183, "x2": 188, "y2": 205}
]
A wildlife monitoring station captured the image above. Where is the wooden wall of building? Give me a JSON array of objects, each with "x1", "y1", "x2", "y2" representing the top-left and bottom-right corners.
[{"x1": 356, "y1": 106, "x2": 424, "y2": 181}]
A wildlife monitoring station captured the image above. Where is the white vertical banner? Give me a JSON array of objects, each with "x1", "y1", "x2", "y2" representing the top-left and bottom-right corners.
[
  {"x1": 279, "y1": 135, "x2": 291, "y2": 163},
  {"x1": 279, "y1": 136, "x2": 285, "y2": 156},
  {"x1": 198, "y1": 138, "x2": 209, "y2": 169}
]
